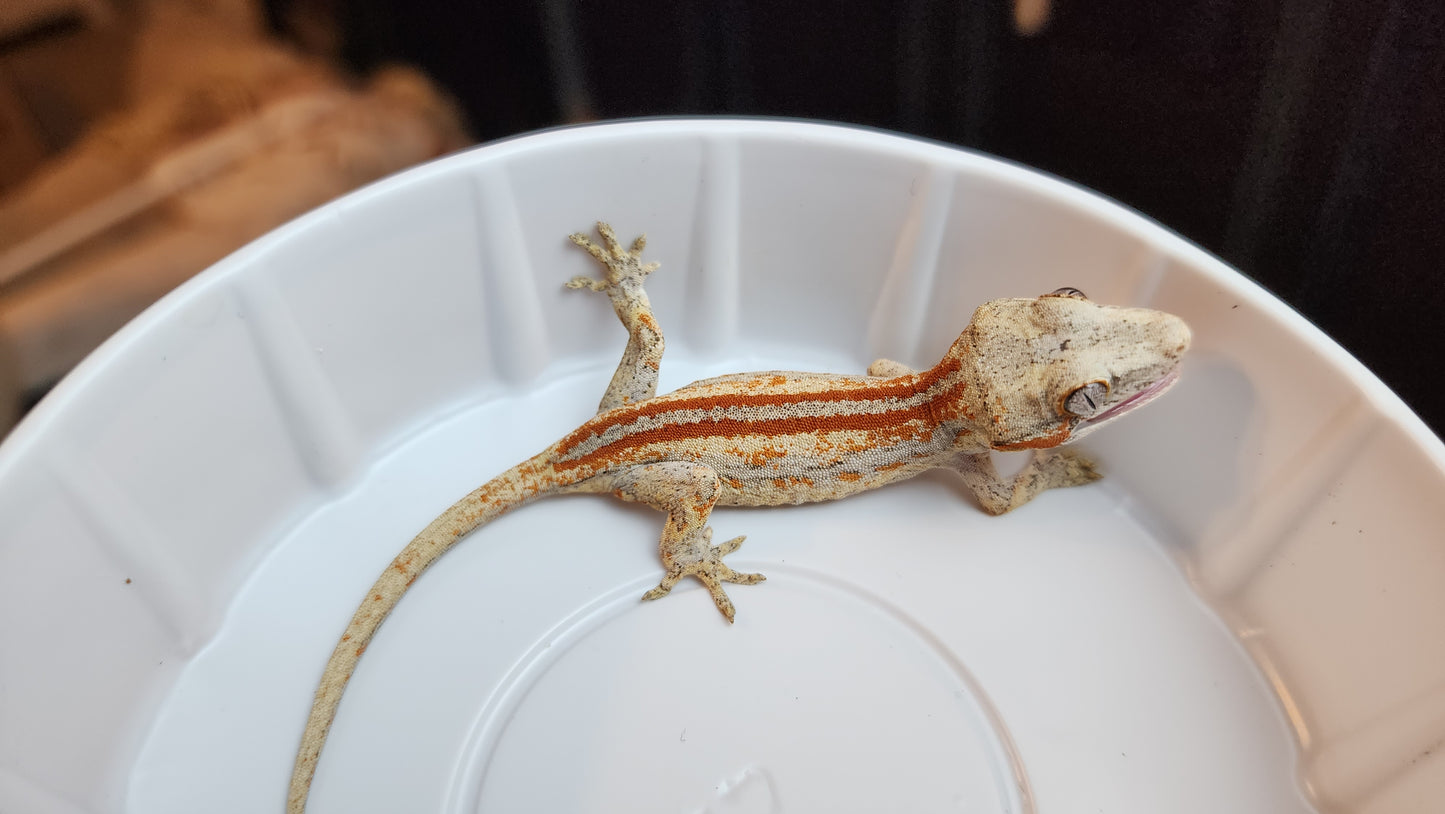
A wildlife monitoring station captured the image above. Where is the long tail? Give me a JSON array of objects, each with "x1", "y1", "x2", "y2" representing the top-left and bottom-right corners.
[{"x1": 287, "y1": 449, "x2": 568, "y2": 813}]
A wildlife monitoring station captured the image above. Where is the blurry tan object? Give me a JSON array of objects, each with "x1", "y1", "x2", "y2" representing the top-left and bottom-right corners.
[
  {"x1": 1013, "y1": 0, "x2": 1051, "y2": 36},
  {"x1": 0, "y1": 65, "x2": 51, "y2": 192},
  {"x1": 0, "y1": 0, "x2": 110, "y2": 39},
  {"x1": 0, "y1": 10, "x2": 470, "y2": 397},
  {"x1": 0, "y1": 329, "x2": 18, "y2": 437}
]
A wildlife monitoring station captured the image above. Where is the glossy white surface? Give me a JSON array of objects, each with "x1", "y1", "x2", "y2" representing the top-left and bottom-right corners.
[{"x1": 1, "y1": 120, "x2": 1441, "y2": 813}]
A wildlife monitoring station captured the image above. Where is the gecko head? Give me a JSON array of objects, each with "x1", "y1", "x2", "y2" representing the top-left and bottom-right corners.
[{"x1": 959, "y1": 288, "x2": 1191, "y2": 451}]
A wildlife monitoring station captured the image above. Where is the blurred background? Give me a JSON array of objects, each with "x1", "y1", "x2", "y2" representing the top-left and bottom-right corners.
[{"x1": 0, "y1": 0, "x2": 1440, "y2": 438}]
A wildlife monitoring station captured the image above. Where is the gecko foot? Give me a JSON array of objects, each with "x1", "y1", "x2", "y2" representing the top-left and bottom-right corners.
[
  {"x1": 1035, "y1": 448, "x2": 1102, "y2": 490},
  {"x1": 981, "y1": 449, "x2": 1102, "y2": 515},
  {"x1": 957, "y1": 448, "x2": 1104, "y2": 515},
  {"x1": 566, "y1": 222, "x2": 659, "y2": 292},
  {"x1": 643, "y1": 531, "x2": 765, "y2": 623}
]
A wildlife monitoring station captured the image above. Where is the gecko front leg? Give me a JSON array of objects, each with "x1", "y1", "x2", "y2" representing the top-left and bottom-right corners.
[
  {"x1": 949, "y1": 450, "x2": 1101, "y2": 515},
  {"x1": 592, "y1": 462, "x2": 765, "y2": 622},
  {"x1": 568, "y1": 222, "x2": 665, "y2": 413}
]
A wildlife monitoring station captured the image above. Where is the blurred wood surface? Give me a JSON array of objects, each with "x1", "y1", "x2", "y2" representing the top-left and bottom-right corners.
[{"x1": 0, "y1": 3, "x2": 469, "y2": 418}]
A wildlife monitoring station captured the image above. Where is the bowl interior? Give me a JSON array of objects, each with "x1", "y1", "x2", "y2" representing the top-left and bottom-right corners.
[{"x1": 2, "y1": 120, "x2": 1442, "y2": 813}]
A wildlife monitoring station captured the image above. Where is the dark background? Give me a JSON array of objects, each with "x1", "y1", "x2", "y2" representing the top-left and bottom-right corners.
[{"x1": 267, "y1": 0, "x2": 1444, "y2": 437}]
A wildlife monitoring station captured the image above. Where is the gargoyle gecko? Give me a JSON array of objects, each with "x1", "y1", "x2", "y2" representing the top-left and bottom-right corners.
[{"x1": 288, "y1": 222, "x2": 1190, "y2": 812}]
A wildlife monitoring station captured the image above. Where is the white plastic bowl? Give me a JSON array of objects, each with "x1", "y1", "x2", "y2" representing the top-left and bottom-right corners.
[{"x1": 2, "y1": 120, "x2": 1443, "y2": 814}]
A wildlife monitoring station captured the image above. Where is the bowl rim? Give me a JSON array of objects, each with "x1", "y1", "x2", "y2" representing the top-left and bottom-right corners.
[{"x1": 3, "y1": 117, "x2": 1440, "y2": 473}]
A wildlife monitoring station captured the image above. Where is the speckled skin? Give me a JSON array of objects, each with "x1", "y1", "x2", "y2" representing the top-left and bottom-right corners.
[{"x1": 287, "y1": 223, "x2": 1191, "y2": 813}]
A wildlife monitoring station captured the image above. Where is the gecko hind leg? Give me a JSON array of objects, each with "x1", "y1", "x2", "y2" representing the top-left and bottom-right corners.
[
  {"x1": 596, "y1": 462, "x2": 765, "y2": 622},
  {"x1": 567, "y1": 222, "x2": 665, "y2": 413}
]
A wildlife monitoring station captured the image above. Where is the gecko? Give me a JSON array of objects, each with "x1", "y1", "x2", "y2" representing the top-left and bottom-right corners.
[{"x1": 287, "y1": 222, "x2": 1191, "y2": 812}]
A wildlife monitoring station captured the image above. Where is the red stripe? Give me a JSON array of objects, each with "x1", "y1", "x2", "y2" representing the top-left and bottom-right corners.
[
  {"x1": 557, "y1": 357, "x2": 964, "y2": 457},
  {"x1": 554, "y1": 407, "x2": 951, "y2": 473}
]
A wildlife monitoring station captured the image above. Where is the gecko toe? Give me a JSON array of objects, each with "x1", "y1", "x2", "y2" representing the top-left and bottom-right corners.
[
  {"x1": 712, "y1": 536, "x2": 763, "y2": 585},
  {"x1": 641, "y1": 568, "x2": 683, "y2": 601},
  {"x1": 694, "y1": 570, "x2": 738, "y2": 623},
  {"x1": 715, "y1": 534, "x2": 746, "y2": 556},
  {"x1": 719, "y1": 564, "x2": 765, "y2": 586},
  {"x1": 565, "y1": 275, "x2": 606, "y2": 291}
]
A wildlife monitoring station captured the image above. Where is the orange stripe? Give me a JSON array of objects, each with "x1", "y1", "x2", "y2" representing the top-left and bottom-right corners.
[
  {"x1": 557, "y1": 357, "x2": 964, "y2": 457},
  {"x1": 556, "y1": 410, "x2": 943, "y2": 473}
]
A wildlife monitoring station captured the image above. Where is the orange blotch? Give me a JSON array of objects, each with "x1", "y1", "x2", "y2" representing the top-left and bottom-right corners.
[
  {"x1": 993, "y1": 423, "x2": 1072, "y2": 451},
  {"x1": 746, "y1": 445, "x2": 788, "y2": 467}
]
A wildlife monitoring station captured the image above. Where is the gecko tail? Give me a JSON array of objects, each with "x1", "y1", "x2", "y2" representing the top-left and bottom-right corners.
[{"x1": 287, "y1": 448, "x2": 566, "y2": 814}]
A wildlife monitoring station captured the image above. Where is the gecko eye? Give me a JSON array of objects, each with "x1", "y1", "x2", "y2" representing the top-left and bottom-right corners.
[
  {"x1": 1044, "y1": 287, "x2": 1088, "y2": 300},
  {"x1": 1062, "y1": 381, "x2": 1109, "y2": 418}
]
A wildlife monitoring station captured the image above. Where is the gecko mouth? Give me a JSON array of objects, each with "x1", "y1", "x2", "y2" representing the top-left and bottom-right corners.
[{"x1": 1080, "y1": 368, "x2": 1181, "y2": 429}]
